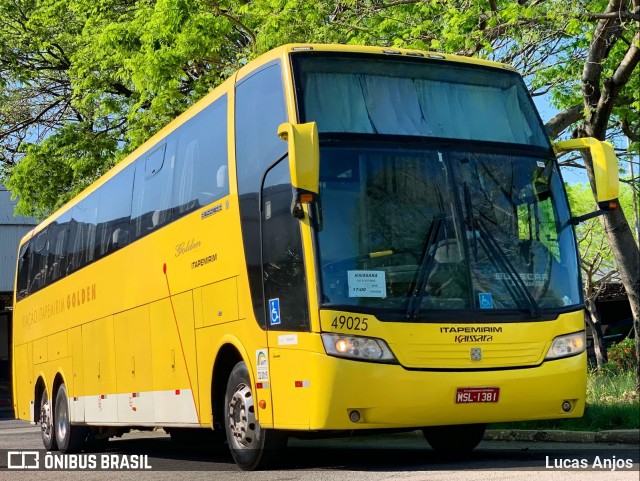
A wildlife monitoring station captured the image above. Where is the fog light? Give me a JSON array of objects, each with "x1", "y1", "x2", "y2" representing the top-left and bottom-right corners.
[
  {"x1": 349, "y1": 410, "x2": 361, "y2": 423},
  {"x1": 562, "y1": 401, "x2": 572, "y2": 412}
]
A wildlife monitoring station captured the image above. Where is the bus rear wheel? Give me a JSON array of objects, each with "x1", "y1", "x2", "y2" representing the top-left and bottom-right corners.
[
  {"x1": 55, "y1": 383, "x2": 89, "y2": 453},
  {"x1": 224, "y1": 361, "x2": 286, "y2": 470},
  {"x1": 422, "y1": 423, "x2": 486, "y2": 454},
  {"x1": 40, "y1": 388, "x2": 57, "y2": 451}
]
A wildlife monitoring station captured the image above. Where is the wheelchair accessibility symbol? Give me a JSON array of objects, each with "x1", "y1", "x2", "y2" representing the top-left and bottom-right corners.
[
  {"x1": 269, "y1": 298, "x2": 281, "y2": 325},
  {"x1": 478, "y1": 292, "x2": 494, "y2": 309}
]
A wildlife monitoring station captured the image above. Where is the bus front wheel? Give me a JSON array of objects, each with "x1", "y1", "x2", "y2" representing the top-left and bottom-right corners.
[
  {"x1": 55, "y1": 384, "x2": 89, "y2": 453},
  {"x1": 422, "y1": 423, "x2": 486, "y2": 454},
  {"x1": 224, "y1": 361, "x2": 286, "y2": 470}
]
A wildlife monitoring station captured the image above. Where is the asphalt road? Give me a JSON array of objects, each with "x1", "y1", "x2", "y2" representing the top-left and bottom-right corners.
[{"x1": 0, "y1": 419, "x2": 637, "y2": 480}]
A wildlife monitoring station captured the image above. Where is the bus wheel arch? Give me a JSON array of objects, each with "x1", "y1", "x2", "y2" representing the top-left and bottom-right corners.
[
  {"x1": 34, "y1": 376, "x2": 46, "y2": 424},
  {"x1": 211, "y1": 343, "x2": 243, "y2": 431}
]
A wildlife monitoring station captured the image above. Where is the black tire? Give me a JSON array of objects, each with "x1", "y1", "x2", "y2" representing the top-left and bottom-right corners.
[
  {"x1": 224, "y1": 361, "x2": 286, "y2": 470},
  {"x1": 40, "y1": 388, "x2": 57, "y2": 451},
  {"x1": 55, "y1": 384, "x2": 89, "y2": 453},
  {"x1": 422, "y1": 423, "x2": 486, "y2": 454}
]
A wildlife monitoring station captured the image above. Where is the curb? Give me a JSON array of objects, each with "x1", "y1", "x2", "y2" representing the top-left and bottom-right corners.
[{"x1": 484, "y1": 429, "x2": 640, "y2": 445}]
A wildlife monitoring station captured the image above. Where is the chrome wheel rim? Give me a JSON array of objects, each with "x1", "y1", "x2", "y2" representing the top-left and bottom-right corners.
[
  {"x1": 227, "y1": 382, "x2": 258, "y2": 449},
  {"x1": 40, "y1": 392, "x2": 53, "y2": 446}
]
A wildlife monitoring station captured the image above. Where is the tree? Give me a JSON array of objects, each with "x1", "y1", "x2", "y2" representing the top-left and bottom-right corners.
[
  {"x1": 2, "y1": 1, "x2": 639, "y2": 384},
  {"x1": 1, "y1": 0, "x2": 254, "y2": 217}
]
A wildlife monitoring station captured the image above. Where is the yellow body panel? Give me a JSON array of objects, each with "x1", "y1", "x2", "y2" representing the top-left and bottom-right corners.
[
  {"x1": 305, "y1": 350, "x2": 586, "y2": 429},
  {"x1": 13, "y1": 343, "x2": 32, "y2": 420},
  {"x1": 261, "y1": 312, "x2": 586, "y2": 430},
  {"x1": 201, "y1": 278, "x2": 239, "y2": 327},
  {"x1": 81, "y1": 317, "x2": 117, "y2": 397},
  {"x1": 47, "y1": 331, "x2": 68, "y2": 361},
  {"x1": 69, "y1": 327, "x2": 83, "y2": 398},
  {"x1": 149, "y1": 295, "x2": 200, "y2": 397},
  {"x1": 114, "y1": 307, "x2": 153, "y2": 394},
  {"x1": 32, "y1": 337, "x2": 47, "y2": 365},
  {"x1": 320, "y1": 310, "x2": 585, "y2": 369}
]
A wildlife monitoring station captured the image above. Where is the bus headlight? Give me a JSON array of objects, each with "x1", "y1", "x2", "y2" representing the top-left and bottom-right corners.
[
  {"x1": 545, "y1": 331, "x2": 586, "y2": 360},
  {"x1": 321, "y1": 333, "x2": 397, "y2": 363}
]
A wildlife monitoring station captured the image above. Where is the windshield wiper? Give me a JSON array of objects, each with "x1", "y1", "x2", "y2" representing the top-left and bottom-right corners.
[
  {"x1": 405, "y1": 215, "x2": 444, "y2": 319},
  {"x1": 475, "y1": 220, "x2": 541, "y2": 318}
]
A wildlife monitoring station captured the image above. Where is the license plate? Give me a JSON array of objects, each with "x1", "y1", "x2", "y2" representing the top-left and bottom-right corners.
[{"x1": 455, "y1": 387, "x2": 500, "y2": 403}]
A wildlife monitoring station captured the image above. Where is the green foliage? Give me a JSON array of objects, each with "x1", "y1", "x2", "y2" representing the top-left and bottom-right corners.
[
  {"x1": 603, "y1": 338, "x2": 639, "y2": 374},
  {"x1": 5, "y1": 122, "x2": 118, "y2": 218}
]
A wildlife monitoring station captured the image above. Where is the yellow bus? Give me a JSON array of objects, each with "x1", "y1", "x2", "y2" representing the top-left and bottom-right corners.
[{"x1": 13, "y1": 44, "x2": 619, "y2": 470}]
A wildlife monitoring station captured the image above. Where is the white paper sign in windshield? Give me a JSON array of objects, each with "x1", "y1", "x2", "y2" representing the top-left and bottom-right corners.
[{"x1": 347, "y1": 270, "x2": 387, "y2": 298}]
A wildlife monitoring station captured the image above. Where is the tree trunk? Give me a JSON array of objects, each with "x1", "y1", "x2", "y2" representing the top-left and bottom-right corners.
[
  {"x1": 578, "y1": 140, "x2": 640, "y2": 392},
  {"x1": 578, "y1": 1, "x2": 640, "y2": 392},
  {"x1": 585, "y1": 297, "x2": 608, "y2": 369}
]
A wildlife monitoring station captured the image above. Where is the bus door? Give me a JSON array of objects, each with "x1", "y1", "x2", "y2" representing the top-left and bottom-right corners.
[
  {"x1": 235, "y1": 60, "x2": 311, "y2": 427},
  {"x1": 261, "y1": 157, "x2": 312, "y2": 428}
]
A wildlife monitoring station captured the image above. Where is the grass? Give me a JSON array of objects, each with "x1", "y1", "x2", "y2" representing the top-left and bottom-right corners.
[{"x1": 491, "y1": 369, "x2": 639, "y2": 431}]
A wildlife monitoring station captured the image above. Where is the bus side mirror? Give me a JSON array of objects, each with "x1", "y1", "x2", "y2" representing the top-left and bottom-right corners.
[
  {"x1": 553, "y1": 138, "x2": 619, "y2": 210},
  {"x1": 278, "y1": 122, "x2": 320, "y2": 219}
]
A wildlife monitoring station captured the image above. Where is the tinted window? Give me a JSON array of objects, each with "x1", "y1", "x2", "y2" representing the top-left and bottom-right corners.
[
  {"x1": 235, "y1": 61, "x2": 288, "y2": 327},
  {"x1": 173, "y1": 96, "x2": 228, "y2": 217},
  {"x1": 29, "y1": 228, "x2": 49, "y2": 294},
  {"x1": 16, "y1": 241, "x2": 30, "y2": 300},
  {"x1": 47, "y1": 211, "x2": 71, "y2": 284},
  {"x1": 131, "y1": 140, "x2": 175, "y2": 239},
  {"x1": 236, "y1": 63, "x2": 288, "y2": 195},
  {"x1": 96, "y1": 165, "x2": 134, "y2": 258},
  {"x1": 262, "y1": 159, "x2": 309, "y2": 331},
  {"x1": 293, "y1": 54, "x2": 549, "y2": 148},
  {"x1": 68, "y1": 193, "x2": 99, "y2": 273}
]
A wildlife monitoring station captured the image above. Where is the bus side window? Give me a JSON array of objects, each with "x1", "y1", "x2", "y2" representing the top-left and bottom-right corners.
[
  {"x1": 68, "y1": 193, "x2": 99, "y2": 274},
  {"x1": 16, "y1": 241, "x2": 30, "y2": 301},
  {"x1": 172, "y1": 95, "x2": 229, "y2": 218},
  {"x1": 236, "y1": 63, "x2": 287, "y2": 196},
  {"x1": 131, "y1": 141, "x2": 175, "y2": 240},
  {"x1": 47, "y1": 212, "x2": 71, "y2": 285},
  {"x1": 29, "y1": 228, "x2": 49, "y2": 294},
  {"x1": 96, "y1": 164, "x2": 134, "y2": 258},
  {"x1": 235, "y1": 61, "x2": 288, "y2": 327}
]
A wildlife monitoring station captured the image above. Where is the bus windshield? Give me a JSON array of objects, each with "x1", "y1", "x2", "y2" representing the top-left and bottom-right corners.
[
  {"x1": 316, "y1": 144, "x2": 581, "y2": 317},
  {"x1": 293, "y1": 53, "x2": 549, "y2": 148},
  {"x1": 292, "y1": 53, "x2": 579, "y2": 318}
]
